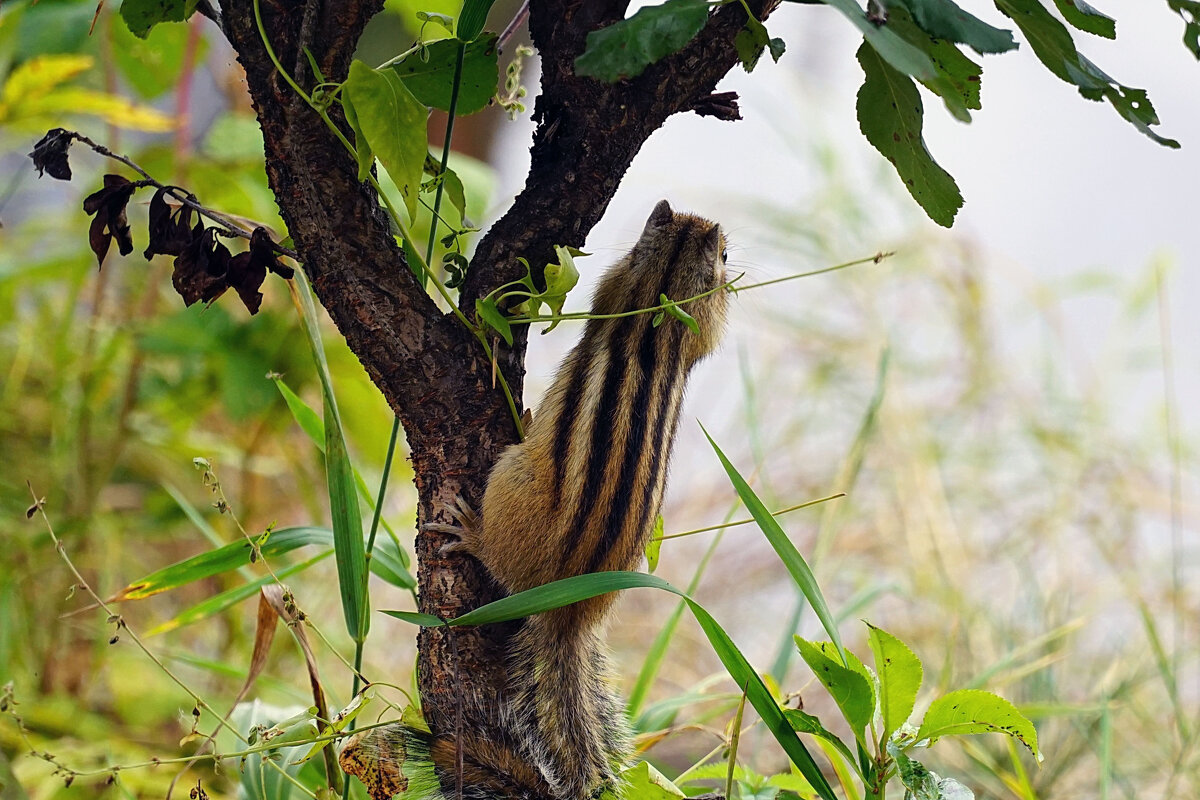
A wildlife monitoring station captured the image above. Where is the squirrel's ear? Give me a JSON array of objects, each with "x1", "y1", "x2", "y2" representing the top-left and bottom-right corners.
[
  {"x1": 644, "y1": 200, "x2": 674, "y2": 233},
  {"x1": 701, "y1": 225, "x2": 722, "y2": 259}
]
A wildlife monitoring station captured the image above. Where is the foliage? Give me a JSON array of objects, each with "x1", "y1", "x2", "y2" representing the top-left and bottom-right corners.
[
  {"x1": 1, "y1": 0, "x2": 1196, "y2": 799},
  {"x1": 572, "y1": 0, "x2": 1186, "y2": 226}
]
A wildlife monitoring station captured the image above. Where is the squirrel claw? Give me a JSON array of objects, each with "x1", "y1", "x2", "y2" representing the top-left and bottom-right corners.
[{"x1": 423, "y1": 494, "x2": 481, "y2": 556}]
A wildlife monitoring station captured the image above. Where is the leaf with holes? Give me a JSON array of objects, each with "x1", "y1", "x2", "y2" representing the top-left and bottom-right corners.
[
  {"x1": 896, "y1": 0, "x2": 1017, "y2": 53},
  {"x1": 866, "y1": 622, "x2": 923, "y2": 738},
  {"x1": 995, "y1": 0, "x2": 1178, "y2": 147},
  {"x1": 856, "y1": 42, "x2": 962, "y2": 227},
  {"x1": 917, "y1": 688, "x2": 1042, "y2": 761},
  {"x1": 795, "y1": 637, "x2": 875, "y2": 736}
]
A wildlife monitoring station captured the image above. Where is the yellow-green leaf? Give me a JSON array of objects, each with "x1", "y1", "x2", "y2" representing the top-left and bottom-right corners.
[{"x1": 343, "y1": 60, "x2": 427, "y2": 219}]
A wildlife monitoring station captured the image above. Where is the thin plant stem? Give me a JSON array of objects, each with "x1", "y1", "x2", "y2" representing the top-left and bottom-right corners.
[
  {"x1": 729, "y1": 252, "x2": 893, "y2": 294},
  {"x1": 652, "y1": 493, "x2": 845, "y2": 542}
]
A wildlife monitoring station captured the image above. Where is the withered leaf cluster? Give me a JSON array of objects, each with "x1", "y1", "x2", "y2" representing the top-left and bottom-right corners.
[
  {"x1": 29, "y1": 129, "x2": 294, "y2": 316},
  {"x1": 29, "y1": 128, "x2": 74, "y2": 180},
  {"x1": 171, "y1": 222, "x2": 295, "y2": 314},
  {"x1": 83, "y1": 174, "x2": 139, "y2": 266}
]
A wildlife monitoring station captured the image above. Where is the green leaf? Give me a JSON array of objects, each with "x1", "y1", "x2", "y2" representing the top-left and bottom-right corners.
[
  {"x1": 475, "y1": 297, "x2": 513, "y2": 346},
  {"x1": 866, "y1": 622, "x2": 923, "y2": 738},
  {"x1": 323, "y1": 355, "x2": 368, "y2": 644},
  {"x1": 343, "y1": 60, "x2": 428, "y2": 218},
  {"x1": 535, "y1": 245, "x2": 583, "y2": 332},
  {"x1": 111, "y1": 527, "x2": 337, "y2": 601},
  {"x1": 390, "y1": 35, "x2": 499, "y2": 116},
  {"x1": 783, "y1": 708, "x2": 860, "y2": 767},
  {"x1": 1052, "y1": 0, "x2": 1116, "y2": 39},
  {"x1": 820, "y1": 0, "x2": 938, "y2": 80},
  {"x1": 856, "y1": 42, "x2": 963, "y2": 227},
  {"x1": 382, "y1": 609, "x2": 445, "y2": 627},
  {"x1": 995, "y1": 0, "x2": 1179, "y2": 147},
  {"x1": 645, "y1": 514, "x2": 664, "y2": 572},
  {"x1": 273, "y1": 377, "x2": 414, "y2": 583},
  {"x1": 660, "y1": 293, "x2": 700, "y2": 335},
  {"x1": 457, "y1": 0, "x2": 496, "y2": 41},
  {"x1": 1167, "y1": 1, "x2": 1200, "y2": 59},
  {"x1": 292, "y1": 272, "x2": 369, "y2": 643},
  {"x1": 416, "y1": 11, "x2": 455, "y2": 34},
  {"x1": 441, "y1": 166, "x2": 468, "y2": 223},
  {"x1": 617, "y1": 761, "x2": 686, "y2": 799},
  {"x1": 436, "y1": 571, "x2": 838, "y2": 800},
  {"x1": 147, "y1": 551, "x2": 332, "y2": 636},
  {"x1": 917, "y1": 688, "x2": 1042, "y2": 760},
  {"x1": 880, "y1": 5, "x2": 989, "y2": 121},
  {"x1": 575, "y1": 0, "x2": 711, "y2": 82},
  {"x1": 702, "y1": 429, "x2": 846, "y2": 659},
  {"x1": 340, "y1": 90, "x2": 375, "y2": 183},
  {"x1": 794, "y1": 637, "x2": 876, "y2": 736},
  {"x1": 274, "y1": 379, "x2": 324, "y2": 448},
  {"x1": 735, "y1": 16, "x2": 780, "y2": 72},
  {"x1": 370, "y1": 536, "x2": 416, "y2": 588},
  {"x1": 896, "y1": 0, "x2": 1018, "y2": 53},
  {"x1": 887, "y1": 743, "x2": 942, "y2": 800},
  {"x1": 110, "y1": 14, "x2": 203, "y2": 98},
  {"x1": 119, "y1": 0, "x2": 197, "y2": 39}
]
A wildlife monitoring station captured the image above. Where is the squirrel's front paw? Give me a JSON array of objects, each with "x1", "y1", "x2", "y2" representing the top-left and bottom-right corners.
[{"x1": 421, "y1": 494, "x2": 481, "y2": 556}]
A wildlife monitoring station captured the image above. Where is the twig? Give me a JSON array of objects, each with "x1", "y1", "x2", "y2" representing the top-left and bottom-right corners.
[
  {"x1": 65, "y1": 130, "x2": 300, "y2": 261},
  {"x1": 497, "y1": 0, "x2": 530, "y2": 53}
]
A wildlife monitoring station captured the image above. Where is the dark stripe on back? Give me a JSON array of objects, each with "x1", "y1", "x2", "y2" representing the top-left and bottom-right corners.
[
  {"x1": 561, "y1": 314, "x2": 635, "y2": 559},
  {"x1": 630, "y1": 359, "x2": 684, "y2": 557},
  {"x1": 550, "y1": 334, "x2": 595, "y2": 507},
  {"x1": 584, "y1": 223, "x2": 695, "y2": 573}
]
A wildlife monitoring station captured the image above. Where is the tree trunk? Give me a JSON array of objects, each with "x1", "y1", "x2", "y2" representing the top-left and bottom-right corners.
[{"x1": 213, "y1": 0, "x2": 775, "y2": 792}]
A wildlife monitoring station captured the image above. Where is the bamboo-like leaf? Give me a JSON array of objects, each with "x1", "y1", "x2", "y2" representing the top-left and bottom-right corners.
[
  {"x1": 702, "y1": 427, "x2": 846, "y2": 662},
  {"x1": 457, "y1": 0, "x2": 496, "y2": 41},
  {"x1": 111, "y1": 527, "x2": 334, "y2": 601},
  {"x1": 379, "y1": 571, "x2": 838, "y2": 800},
  {"x1": 293, "y1": 273, "x2": 369, "y2": 643},
  {"x1": 273, "y1": 377, "x2": 413, "y2": 577},
  {"x1": 382, "y1": 609, "x2": 445, "y2": 627},
  {"x1": 147, "y1": 551, "x2": 332, "y2": 636}
]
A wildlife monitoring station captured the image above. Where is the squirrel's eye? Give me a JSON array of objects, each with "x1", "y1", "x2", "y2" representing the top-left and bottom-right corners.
[{"x1": 720, "y1": 247, "x2": 728, "y2": 263}]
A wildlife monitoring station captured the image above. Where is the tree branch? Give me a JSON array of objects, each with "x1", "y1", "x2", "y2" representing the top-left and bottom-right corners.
[{"x1": 459, "y1": 0, "x2": 777, "y2": 311}]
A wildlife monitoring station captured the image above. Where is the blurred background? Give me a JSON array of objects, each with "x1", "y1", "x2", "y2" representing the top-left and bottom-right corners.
[{"x1": 1, "y1": 0, "x2": 1196, "y2": 798}]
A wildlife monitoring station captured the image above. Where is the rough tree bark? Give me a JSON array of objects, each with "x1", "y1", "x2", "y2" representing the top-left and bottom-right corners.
[{"x1": 213, "y1": 0, "x2": 776, "y2": 792}]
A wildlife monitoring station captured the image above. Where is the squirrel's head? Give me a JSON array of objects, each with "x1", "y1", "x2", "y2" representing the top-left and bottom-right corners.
[{"x1": 629, "y1": 199, "x2": 729, "y2": 361}]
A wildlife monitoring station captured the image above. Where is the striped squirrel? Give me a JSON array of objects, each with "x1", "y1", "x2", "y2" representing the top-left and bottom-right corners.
[{"x1": 373, "y1": 201, "x2": 729, "y2": 800}]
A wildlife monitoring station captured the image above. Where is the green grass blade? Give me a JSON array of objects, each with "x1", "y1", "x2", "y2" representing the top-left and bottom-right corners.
[
  {"x1": 147, "y1": 551, "x2": 333, "y2": 636},
  {"x1": 449, "y1": 572, "x2": 655, "y2": 626},
  {"x1": 293, "y1": 272, "x2": 369, "y2": 643},
  {"x1": 111, "y1": 527, "x2": 335, "y2": 601},
  {"x1": 161, "y1": 482, "x2": 226, "y2": 550},
  {"x1": 628, "y1": 504, "x2": 735, "y2": 718},
  {"x1": 382, "y1": 609, "x2": 444, "y2": 627},
  {"x1": 273, "y1": 376, "x2": 413, "y2": 575},
  {"x1": 702, "y1": 426, "x2": 846, "y2": 663},
  {"x1": 421, "y1": 571, "x2": 838, "y2": 800},
  {"x1": 116, "y1": 527, "x2": 411, "y2": 607}
]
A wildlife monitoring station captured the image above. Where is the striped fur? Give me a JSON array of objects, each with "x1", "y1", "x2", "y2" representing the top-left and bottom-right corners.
[{"x1": 452, "y1": 200, "x2": 728, "y2": 799}]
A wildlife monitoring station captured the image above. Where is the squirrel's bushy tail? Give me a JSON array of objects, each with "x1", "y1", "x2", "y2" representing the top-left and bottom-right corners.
[
  {"x1": 340, "y1": 611, "x2": 630, "y2": 800},
  {"x1": 507, "y1": 609, "x2": 632, "y2": 800}
]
